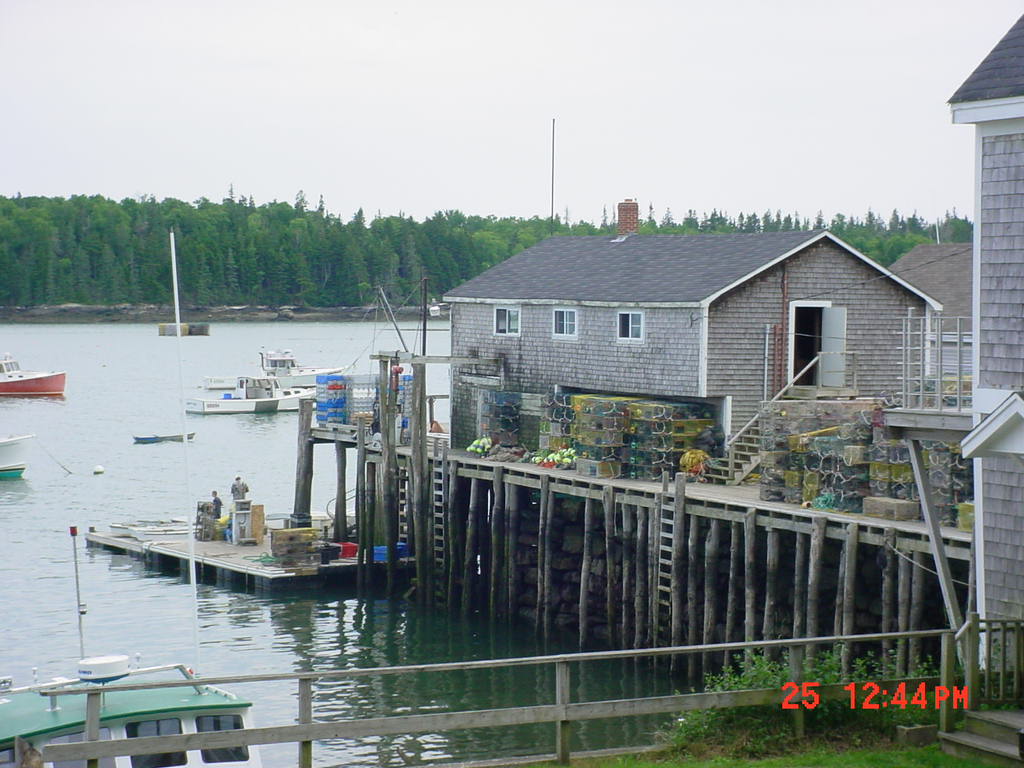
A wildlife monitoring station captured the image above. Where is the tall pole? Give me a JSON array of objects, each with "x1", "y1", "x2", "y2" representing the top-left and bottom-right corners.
[
  {"x1": 421, "y1": 276, "x2": 428, "y2": 357},
  {"x1": 550, "y1": 118, "x2": 556, "y2": 232},
  {"x1": 70, "y1": 526, "x2": 85, "y2": 659}
]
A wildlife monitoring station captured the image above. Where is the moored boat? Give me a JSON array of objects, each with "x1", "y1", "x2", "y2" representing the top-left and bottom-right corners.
[
  {"x1": 0, "y1": 434, "x2": 34, "y2": 479},
  {"x1": 133, "y1": 432, "x2": 196, "y2": 444},
  {"x1": 185, "y1": 377, "x2": 312, "y2": 414},
  {"x1": 260, "y1": 349, "x2": 345, "y2": 387},
  {"x1": 0, "y1": 353, "x2": 66, "y2": 396},
  {"x1": 0, "y1": 655, "x2": 261, "y2": 767}
]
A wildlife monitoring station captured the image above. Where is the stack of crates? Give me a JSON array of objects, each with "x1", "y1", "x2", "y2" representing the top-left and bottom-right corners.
[
  {"x1": 571, "y1": 394, "x2": 631, "y2": 478},
  {"x1": 623, "y1": 399, "x2": 714, "y2": 481},
  {"x1": 347, "y1": 373, "x2": 379, "y2": 422},
  {"x1": 479, "y1": 390, "x2": 522, "y2": 445},
  {"x1": 540, "y1": 392, "x2": 575, "y2": 453},
  {"x1": 315, "y1": 374, "x2": 349, "y2": 425}
]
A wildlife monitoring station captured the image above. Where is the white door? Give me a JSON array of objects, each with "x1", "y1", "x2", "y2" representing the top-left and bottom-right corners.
[{"x1": 819, "y1": 306, "x2": 847, "y2": 388}]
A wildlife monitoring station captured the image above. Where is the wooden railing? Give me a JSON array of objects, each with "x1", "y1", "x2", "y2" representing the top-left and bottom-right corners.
[
  {"x1": 958, "y1": 611, "x2": 1024, "y2": 706},
  {"x1": 41, "y1": 628, "x2": 960, "y2": 768}
]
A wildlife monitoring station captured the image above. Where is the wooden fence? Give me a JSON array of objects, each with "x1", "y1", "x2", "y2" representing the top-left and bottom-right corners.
[{"x1": 41, "y1": 628, "x2": 959, "y2": 767}]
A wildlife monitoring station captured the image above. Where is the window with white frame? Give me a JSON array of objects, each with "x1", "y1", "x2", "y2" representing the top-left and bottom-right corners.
[
  {"x1": 494, "y1": 306, "x2": 520, "y2": 335},
  {"x1": 617, "y1": 310, "x2": 644, "y2": 341},
  {"x1": 552, "y1": 308, "x2": 577, "y2": 338}
]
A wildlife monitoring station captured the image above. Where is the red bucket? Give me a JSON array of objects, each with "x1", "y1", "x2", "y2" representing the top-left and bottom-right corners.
[{"x1": 339, "y1": 541, "x2": 358, "y2": 559}]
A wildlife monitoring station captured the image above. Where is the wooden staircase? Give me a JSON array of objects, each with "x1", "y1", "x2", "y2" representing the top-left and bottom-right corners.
[
  {"x1": 705, "y1": 424, "x2": 761, "y2": 485},
  {"x1": 941, "y1": 710, "x2": 1024, "y2": 766}
]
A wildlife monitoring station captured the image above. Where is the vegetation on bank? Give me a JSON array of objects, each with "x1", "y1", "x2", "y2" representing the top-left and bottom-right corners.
[{"x1": 0, "y1": 193, "x2": 972, "y2": 308}]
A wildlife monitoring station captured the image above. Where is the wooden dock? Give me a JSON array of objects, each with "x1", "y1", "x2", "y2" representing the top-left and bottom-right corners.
[{"x1": 83, "y1": 530, "x2": 401, "y2": 590}]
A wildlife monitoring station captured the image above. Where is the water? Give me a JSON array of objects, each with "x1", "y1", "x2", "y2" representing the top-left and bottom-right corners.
[{"x1": 0, "y1": 321, "x2": 671, "y2": 766}]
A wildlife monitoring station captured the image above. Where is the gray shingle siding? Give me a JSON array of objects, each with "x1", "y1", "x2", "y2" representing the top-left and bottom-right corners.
[
  {"x1": 980, "y1": 133, "x2": 1024, "y2": 392},
  {"x1": 983, "y1": 457, "x2": 1024, "y2": 619},
  {"x1": 450, "y1": 302, "x2": 702, "y2": 446},
  {"x1": 706, "y1": 241, "x2": 926, "y2": 426}
]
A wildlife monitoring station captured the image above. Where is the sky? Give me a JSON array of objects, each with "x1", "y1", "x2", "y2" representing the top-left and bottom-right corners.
[{"x1": 1, "y1": 0, "x2": 1021, "y2": 225}]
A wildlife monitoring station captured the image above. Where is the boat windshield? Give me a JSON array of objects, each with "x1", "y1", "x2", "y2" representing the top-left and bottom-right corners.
[{"x1": 46, "y1": 728, "x2": 115, "y2": 768}]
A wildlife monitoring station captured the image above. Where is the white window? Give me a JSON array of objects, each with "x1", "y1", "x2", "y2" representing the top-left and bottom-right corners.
[
  {"x1": 553, "y1": 308, "x2": 577, "y2": 339},
  {"x1": 494, "y1": 306, "x2": 520, "y2": 336},
  {"x1": 617, "y1": 311, "x2": 644, "y2": 341}
]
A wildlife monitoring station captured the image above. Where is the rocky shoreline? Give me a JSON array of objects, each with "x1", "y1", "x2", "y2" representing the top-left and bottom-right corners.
[{"x1": 0, "y1": 303, "x2": 440, "y2": 324}]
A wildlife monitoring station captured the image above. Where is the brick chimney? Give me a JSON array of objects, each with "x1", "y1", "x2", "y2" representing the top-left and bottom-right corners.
[{"x1": 617, "y1": 199, "x2": 639, "y2": 235}]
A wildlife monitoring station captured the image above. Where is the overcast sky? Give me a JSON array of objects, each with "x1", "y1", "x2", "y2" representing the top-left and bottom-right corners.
[{"x1": 1, "y1": 1, "x2": 1019, "y2": 225}]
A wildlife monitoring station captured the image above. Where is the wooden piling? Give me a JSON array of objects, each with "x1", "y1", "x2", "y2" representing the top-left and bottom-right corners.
[
  {"x1": 621, "y1": 504, "x2": 635, "y2": 649},
  {"x1": 462, "y1": 477, "x2": 480, "y2": 618},
  {"x1": 806, "y1": 517, "x2": 826, "y2": 658},
  {"x1": 702, "y1": 518, "x2": 721, "y2": 672},
  {"x1": 833, "y1": 533, "x2": 847, "y2": 638},
  {"x1": 670, "y1": 476, "x2": 686, "y2": 672},
  {"x1": 792, "y1": 529, "x2": 807, "y2": 638},
  {"x1": 538, "y1": 475, "x2": 552, "y2": 640},
  {"x1": 355, "y1": 419, "x2": 368, "y2": 592},
  {"x1": 743, "y1": 509, "x2": 757, "y2": 649},
  {"x1": 292, "y1": 398, "x2": 314, "y2": 526},
  {"x1": 334, "y1": 443, "x2": 347, "y2": 542},
  {"x1": 762, "y1": 524, "x2": 779, "y2": 654},
  {"x1": 378, "y1": 357, "x2": 399, "y2": 596},
  {"x1": 410, "y1": 360, "x2": 430, "y2": 603},
  {"x1": 897, "y1": 544, "x2": 911, "y2": 676},
  {"x1": 634, "y1": 504, "x2": 649, "y2": 649},
  {"x1": 543, "y1": 480, "x2": 556, "y2": 644},
  {"x1": 445, "y1": 460, "x2": 461, "y2": 610},
  {"x1": 579, "y1": 496, "x2": 594, "y2": 649},
  {"x1": 506, "y1": 482, "x2": 520, "y2": 624},
  {"x1": 910, "y1": 550, "x2": 925, "y2": 670},
  {"x1": 723, "y1": 520, "x2": 741, "y2": 668},
  {"x1": 882, "y1": 529, "x2": 896, "y2": 674},
  {"x1": 603, "y1": 485, "x2": 618, "y2": 648},
  {"x1": 489, "y1": 468, "x2": 505, "y2": 621},
  {"x1": 688, "y1": 507, "x2": 701, "y2": 680},
  {"x1": 841, "y1": 523, "x2": 859, "y2": 677}
]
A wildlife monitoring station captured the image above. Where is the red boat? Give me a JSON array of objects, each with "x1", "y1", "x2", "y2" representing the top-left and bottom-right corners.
[{"x1": 0, "y1": 354, "x2": 66, "y2": 396}]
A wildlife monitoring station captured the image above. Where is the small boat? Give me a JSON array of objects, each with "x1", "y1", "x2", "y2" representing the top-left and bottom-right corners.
[
  {"x1": 0, "y1": 353, "x2": 66, "y2": 396},
  {"x1": 0, "y1": 434, "x2": 34, "y2": 479},
  {"x1": 127, "y1": 521, "x2": 192, "y2": 540},
  {"x1": 133, "y1": 432, "x2": 196, "y2": 444},
  {"x1": 260, "y1": 349, "x2": 345, "y2": 387},
  {"x1": 185, "y1": 377, "x2": 313, "y2": 414},
  {"x1": 202, "y1": 375, "x2": 237, "y2": 390},
  {"x1": 0, "y1": 654, "x2": 261, "y2": 767}
]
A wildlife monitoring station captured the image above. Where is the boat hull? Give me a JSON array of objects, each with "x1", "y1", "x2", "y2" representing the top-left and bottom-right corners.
[
  {"x1": 0, "y1": 371, "x2": 66, "y2": 396},
  {"x1": 133, "y1": 433, "x2": 196, "y2": 444},
  {"x1": 0, "y1": 434, "x2": 33, "y2": 479},
  {"x1": 185, "y1": 393, "x2": 309, "y2": 414},
  {"x1": 271, "y1": 367, "x2": 346, "y2": 388}
]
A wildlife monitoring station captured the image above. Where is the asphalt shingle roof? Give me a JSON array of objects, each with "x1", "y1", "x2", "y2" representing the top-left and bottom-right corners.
[
  {"x1": 445, "y1": 231, "x2": 826, "y2": 303},
  {"x1": 889, "y1": 243, "x2": 972, "y2": 320},
  {"x1": 950, "y1": 13, "x2": 1024, "y2": 103}
]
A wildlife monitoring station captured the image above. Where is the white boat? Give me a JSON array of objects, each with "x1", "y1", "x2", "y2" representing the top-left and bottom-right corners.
[
  {"x1": 0, "y1": 655, "x2": 261, "y2": 767},
  {"x1": 0, "y1": 353, "x2": 66, "y2": 396},
  {"x1": 185, "y1": 377, "x2": 313, "y2": 414},
  {"x1": 0, "y1": 434, "x2": 34, "y2": 479},
  {"x1": 260, "y1": 349, "x2": 345, "y2": 387}
]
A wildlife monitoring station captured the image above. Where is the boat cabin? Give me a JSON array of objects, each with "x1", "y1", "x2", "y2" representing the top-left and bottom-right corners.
[
  {"x1": 259, "y1": 350, "x2": 297, "y2": 375},
  {"x1": 0, "y1": 355, "x2": 21, "y2": 376}
]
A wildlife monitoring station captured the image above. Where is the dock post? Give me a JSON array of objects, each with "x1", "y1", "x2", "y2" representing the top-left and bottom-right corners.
[
  {"x1": 621, "y1": 503, "x2": 635, "y2": 649},
  {"x1": 291, "y1": 398, "x2": 314, "y2": 527},
  {"x1": 792, "y1": 527, "x2": 807, "y2": 638},
  {"x1": 763, "y1": 523, "x2": 779, "y2": 660},
  {"x1": 411, "y1": 359, "x2": 429, "y2": 603},
  {"x1": 687, "y1": 507, "x2": 701, "y2": 680},
  {"x1": 723, "y1": 520, "x2": 742, "y2": 668},
  {"x1": 334, "y1": 443, "x2": 347, "y2": 542},
  {"x1": 489, "y1": 467, "x2": 505, "y2": 621},
  {"x1": 840, "y1": 523, "x2": 859, "y2": 677},
  {"x1": 743, "y1": 508, "x2": 757, "y2": 663},
  {"x1": 579, "y1": 495, "x2": 594, "y2": 649},
  {"x1": 355, "y1": 418, "x2": 368, "y2": 592},
  {"x1": 897, "y1": 545, "x2": 911, "y2": 675},
  {"x1": 379, "y1": 357, "x2": 399, "y2": 596},
  {"x1": 634, "y1": 504, "x2": 649, "y2": 649},
  {"x1": 910, "y1": 550, "x2": 926, "y2": 670},
  {"x1": 298, "y1": 677, "x2": 313, "y2": 768},
  {"x1": 702, "y1": 518, "x2": 721, "y2": 671},
  {"x1": 446, "y1": 460, "x2": 461, "y2": 610},
  {"x1": 806, "y1": 517, "x2": 826, "y2": 659},
  {"x1": 541, "y1": 476, "x2": 554, "y2": 644},
  {"x1": 506, "y1": 481, "x2": 520, "y2": 624},
  {"x1": 603, "y1": 485, "x2": 618, "y2": 647},
  {"x1": 882, "y1": 529, "x2": 897, "y2": 674},
  {"x1": 462, "y1": 478, "x2": 480, "y2": 618}
]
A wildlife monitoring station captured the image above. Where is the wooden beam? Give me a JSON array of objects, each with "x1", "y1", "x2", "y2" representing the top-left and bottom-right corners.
[
  {"x1": 579, "y1": 496, "x2": 594, "y2": 649},
  {"x1": 291, "y1": 398, "x2": 314, "y2": 526},
  {"x1": 489, "y1": 467, "x2": 506, "y2": 621},
  {"x1": 334, "y1": 443, "x2": 347, "y2": 542},
  {"x1": 603, "y1": 485, "x2": 618, "y2": 648}
]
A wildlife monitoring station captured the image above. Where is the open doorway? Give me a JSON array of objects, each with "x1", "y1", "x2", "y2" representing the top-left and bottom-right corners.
[
  {"x1": 790, "y1": 302, "x2": 847, "y2": 388},
  {"x1": 793, "y1": 306, "x2": 822, "y2": 385}
]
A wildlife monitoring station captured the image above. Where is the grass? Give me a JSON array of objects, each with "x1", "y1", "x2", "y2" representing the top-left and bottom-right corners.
[{"x1": 555, "y1": 744, "x2": 982, "y2": 768}]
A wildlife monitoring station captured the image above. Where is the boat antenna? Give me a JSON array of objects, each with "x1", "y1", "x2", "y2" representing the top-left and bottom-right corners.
[
  {"x1": 169, "y1": 230, "x2": 202, "y2": 671},
  {"x1": 69, "y1": 526, "x2": 86, "y2": 658}
]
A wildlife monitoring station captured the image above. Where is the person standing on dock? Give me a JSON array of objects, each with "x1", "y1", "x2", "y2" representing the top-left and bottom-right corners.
[
  {"x1": 231, "y1": 476, "x2": 249, "y2": 501},
  {"x1": 211, "y1": 490, "x2": 223, "y2": 516}
]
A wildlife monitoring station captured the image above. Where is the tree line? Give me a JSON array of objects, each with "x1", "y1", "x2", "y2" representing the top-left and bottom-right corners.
[{"x1": 0, "y1": 193, "x2": 972, "y2": 307}]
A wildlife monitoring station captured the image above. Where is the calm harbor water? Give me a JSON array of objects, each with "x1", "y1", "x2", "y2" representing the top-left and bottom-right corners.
[{"x1": 0, "y1": 321, "x2": 671, "y2": 766}]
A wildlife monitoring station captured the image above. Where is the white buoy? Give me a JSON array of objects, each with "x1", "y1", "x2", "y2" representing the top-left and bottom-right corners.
[{"x1": 93, "y1": 465, "x2": 105, "y2": 475}]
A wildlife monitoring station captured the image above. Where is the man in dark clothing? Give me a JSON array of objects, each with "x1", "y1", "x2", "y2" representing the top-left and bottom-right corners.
[{"x1": 211, "y1": 490, "x2": 223, "y2": 516}]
